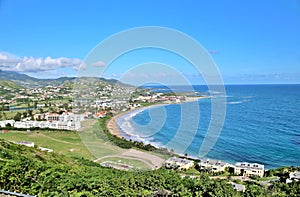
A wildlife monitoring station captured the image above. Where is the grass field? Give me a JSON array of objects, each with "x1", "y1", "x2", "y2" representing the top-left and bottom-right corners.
[
  {"x1": 0, "y1": 119, "x2": 165, "y2": 170},
  {"x1": 0, "y1": 130, "x2": 94, "y2": 159}
]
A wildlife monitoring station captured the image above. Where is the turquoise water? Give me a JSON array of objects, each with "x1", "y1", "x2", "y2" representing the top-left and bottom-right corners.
[{"x1": 117, "y1": 85, "x2": 300, "y2": 169}]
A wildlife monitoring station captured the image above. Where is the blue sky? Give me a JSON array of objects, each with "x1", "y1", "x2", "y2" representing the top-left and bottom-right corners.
[{"x1": 0, "y1": 0, "x2": 300, "y2": 84}]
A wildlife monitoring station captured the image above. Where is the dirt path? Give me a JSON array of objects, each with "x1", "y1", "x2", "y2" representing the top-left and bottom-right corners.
[
  {"x1": 94, "y1": 155, "x2": 154, "y2": 169},
  {"x1": 93, "y1": 149, "x2": 165, "y2": 170}
]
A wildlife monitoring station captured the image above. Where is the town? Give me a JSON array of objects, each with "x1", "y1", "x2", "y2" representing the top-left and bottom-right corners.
[{"x1": 0, "y1": 78, "x2": 201, "y2": 130}]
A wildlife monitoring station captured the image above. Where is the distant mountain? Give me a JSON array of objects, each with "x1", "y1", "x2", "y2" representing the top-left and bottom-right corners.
[
  {"x1": 0, "y1": 80, "x2": 23, "y2": 90},
  {"x1": 0, "y1": 69, "x2": 36, "y2": 81},
  {"x1": 0, "y1": 69, "x2": 76, "y2": 88},
  {"x1": 0, "y1": 69, "x2": 131, "y2": 88}
]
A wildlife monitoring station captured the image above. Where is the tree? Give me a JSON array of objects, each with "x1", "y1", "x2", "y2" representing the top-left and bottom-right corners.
[
  {"x1": 14, "y1": 112, "x2": 22, "y2": 121},
  {"x1": 39, "y1": 108, "x2": 44, "y2": 114}
]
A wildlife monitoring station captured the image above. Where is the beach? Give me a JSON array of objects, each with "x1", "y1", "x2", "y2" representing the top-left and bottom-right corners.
[
  {"x1": 106, "y1": 105, "x2": 161, "y2": 138},
  {"x1": 106, "y1": 96, "x2": 204, "y2": 140}
]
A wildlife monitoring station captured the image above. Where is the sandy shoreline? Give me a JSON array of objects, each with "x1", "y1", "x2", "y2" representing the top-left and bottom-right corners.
[
  {"x1": 106, "y1": 104, "x2": 162, "y2": 138},
  {"x1": 106, "y1": 96, "x2": 205, "y2": 139}
]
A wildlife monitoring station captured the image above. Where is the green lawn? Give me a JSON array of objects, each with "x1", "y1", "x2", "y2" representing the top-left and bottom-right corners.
[
  {"x1": 0, "y1": 130, "x2": 94, "y2": 159},
  {"x1": 78, "y1": 119, "x2": 125, "y2": 158},
  {"x1": 0, "y1": 119, "x2": 165, "y2": 170}
]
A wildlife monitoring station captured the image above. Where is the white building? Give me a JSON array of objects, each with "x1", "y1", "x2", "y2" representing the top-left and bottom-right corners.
[
  {"x1": 38, "y1": 121, "x2": 50, "y2": 128},
  {"x1": 45, "y1": 112, "x2": 85, "y2": 122},
  {"x1": 0, "y1": 120, "x2": 15, "y2": 127},
  {"x1": 198, "y1": 159, "x2": 231, "y2": 173},
  {"x1": 14, "y1": 121, "x2": 39, "y2": 129},
  {"x1": 286, "y1": 171, "x2": 300, "y2": 183},
  {"x1": 165, "y1": 157, "x2": 194, "y2": 170},
  {"x1": 234, "y1": 162, "x2": 264, "y2": 177}
]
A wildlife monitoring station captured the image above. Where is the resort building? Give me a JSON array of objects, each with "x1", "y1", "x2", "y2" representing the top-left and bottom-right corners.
[
  {"x1": 165, "y1": 157, "x2": 194, "y2": 170},
  {"x1": 286, "y1": 171, "x2": 300, "y2": 183},
  {"x1": 33, "y1": 113, "x2": 45, "y2": 120},
  {"x1": 1, "y1": 119, "x2": 81, "y2": 131},
  {"x1": 198, "y1": 159, "x2": 231, "y2": 173},
  {"x1": 14, "y1": 121, "x2": 39, "y2": 129},
  {"x1": 45, "y1": 112, "x2": 85, "y2": 122},
  {"x1": 234, "y1": 162, "x2": 264, "y2": 177},
  {"x1": 0, "y1": 120, "x2": 15, "y2": 127}
]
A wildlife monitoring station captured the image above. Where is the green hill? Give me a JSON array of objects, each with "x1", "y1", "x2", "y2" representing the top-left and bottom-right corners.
[
  {"x1": 0, "y1": 81, "x2": 24, "y2": 101},
  {"x1": 0, "y1": 139, "x2": 238, "y2": 196},
  {"x1": 0, "y1": 69, "x2": 76, "y2": 88},
  {"x1": 0, "y1": 69, "x2": 131, "y2": 88},
  {"x1": 0, "y1": 80, "x2": 23, "y2": 90},
  {"x1": 1, "y1": 139, "x2": 300, "y2": 196}
]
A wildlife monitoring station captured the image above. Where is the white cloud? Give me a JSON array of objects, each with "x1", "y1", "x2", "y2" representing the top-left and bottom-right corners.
[
  {"x1": 0, "y1": 53, "x2": 9, "y2": 60},
  {"x1": 72, "y1": 62, "x2": 87, "y2": 71},
  {"x1": 0, "y1": 52, "x2": 82, "y2": 72},
  {"x1": 91, "y1": 60, "x2": 106, "y2": 67}
]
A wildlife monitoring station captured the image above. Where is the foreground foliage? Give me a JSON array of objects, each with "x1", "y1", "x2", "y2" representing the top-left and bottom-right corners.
[{"x1": 0, "y1": 140, "x2": 299, "y2": 196}]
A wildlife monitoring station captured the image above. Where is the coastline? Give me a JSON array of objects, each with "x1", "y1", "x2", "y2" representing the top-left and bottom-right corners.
[
  {"x1": 106, "y1": 96, "x2": 205, "y2": 141},
  {"x1": 106, "y1": 104, "x2": 164, "y2": 139}
]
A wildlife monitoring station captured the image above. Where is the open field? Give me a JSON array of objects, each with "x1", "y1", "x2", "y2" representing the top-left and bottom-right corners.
[
  {"x1": 0, "y1": 129, "x2": 94, "y2": 159},
  {"x1": 79, "y1": 119, "x2": 165, "y2": 170},
  {"x1": 0, "y1": 119, "x2": 166, "y2": 170}
]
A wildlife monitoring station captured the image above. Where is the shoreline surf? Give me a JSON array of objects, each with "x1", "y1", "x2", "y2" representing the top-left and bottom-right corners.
[{"x1": 106, "y1": 96, "x2": 207, "y2": 151}]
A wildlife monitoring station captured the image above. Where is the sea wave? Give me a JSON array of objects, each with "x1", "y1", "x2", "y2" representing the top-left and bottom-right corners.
[{"x1": 226, "y1": 99, "x2": 251, "y2": 105}]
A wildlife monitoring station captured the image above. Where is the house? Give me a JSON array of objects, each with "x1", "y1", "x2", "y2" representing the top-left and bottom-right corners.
[
  {"x1": 286, "y1": 171, "x2": 300, "y2": 183},
  {"x1": 198, "y1": 159, "x2": 231, "y2": 173},
  {"x1": 33, "y1": 113, "x2": 45, "y2": 120},
  {"x1": 36, "y1": 103, "x2": 45, "y2": 108},
  {"x1": 93, "y1": 111, "x2": 106, "y2": 118},
  {"x1": 165, "y1": 157, "x2": 194, "y2": 170},
  {"x1": 234, "y1": 162, "x2": 264, "y2": 177}
]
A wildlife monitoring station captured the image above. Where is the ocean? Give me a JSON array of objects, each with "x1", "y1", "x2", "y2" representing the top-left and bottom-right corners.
[{"x1": 117, "y1": 84, "x2": 300, "y2": 169}]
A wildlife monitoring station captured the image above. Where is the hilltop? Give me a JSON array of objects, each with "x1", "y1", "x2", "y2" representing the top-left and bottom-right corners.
[
  {"x1": 0, "y1": 69, "x2": 125, "y2": 88},
  {"x1": 0, "y1": 69, "x2": 76, "y2": 88}
]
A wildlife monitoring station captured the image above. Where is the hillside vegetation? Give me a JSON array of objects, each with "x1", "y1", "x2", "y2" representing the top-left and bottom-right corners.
[
  {"x1": 1, "y1": 139, "x2": 300, "y2": 196},
  {"x1": 0, "y1": 139, "x2": 238, "y2": 196}
]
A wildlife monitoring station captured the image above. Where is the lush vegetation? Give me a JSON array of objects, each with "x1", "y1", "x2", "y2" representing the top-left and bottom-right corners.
[
  {"x1": 0, "y1": 139, "x2": 238, "y2": 196},
  {"x1": 1, "y1": 139, "x2": 300, "y2": 196}
]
